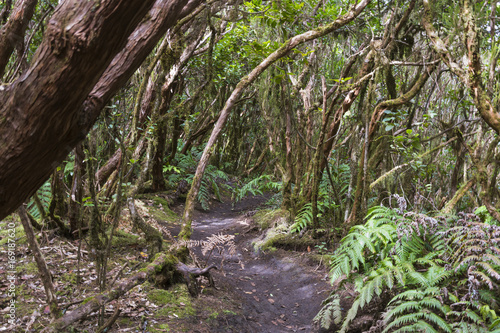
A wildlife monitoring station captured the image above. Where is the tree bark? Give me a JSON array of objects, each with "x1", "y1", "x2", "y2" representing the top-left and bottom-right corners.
[
  {"x1": 0, "y1": 0, "x2": 199, "y2": 220},
  {"x1": 0, "y1": 0, "x2": 38, "y2": 78}
]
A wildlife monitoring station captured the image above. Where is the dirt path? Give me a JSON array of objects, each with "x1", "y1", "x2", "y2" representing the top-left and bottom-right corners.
[{"x1": 183, "y1": 197, "x2": 331, "y2": 332}]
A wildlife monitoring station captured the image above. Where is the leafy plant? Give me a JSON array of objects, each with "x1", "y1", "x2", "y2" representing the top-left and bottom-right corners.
[
  {"x1": 197, "y1": 165, "x2": 230, "y2": 211},
  {"x1": 167, "y1": 147, "x2": 230, "y2": 211},
  {"x1": 233, "y1": 174, "x2": 282, "y2": 203},
  {"x1": 27, "y1": 180, "x2": 51, "y2": 220},
  {"x1": 315, "y1": 199, "x2": 500, "y2": 333},
  {"x1": 290, "y1": 203, "x2": 313, "y2": 233}
]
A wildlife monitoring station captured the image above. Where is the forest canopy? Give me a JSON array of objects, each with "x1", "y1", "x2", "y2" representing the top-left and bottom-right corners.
[{"x1": 2, "y1": 0, "x2": 500, "y2": 332}]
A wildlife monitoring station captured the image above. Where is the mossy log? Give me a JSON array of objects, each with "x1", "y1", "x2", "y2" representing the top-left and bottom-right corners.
[{"x1": 128, "y1": 197, "x2": 162, "y2": 255}]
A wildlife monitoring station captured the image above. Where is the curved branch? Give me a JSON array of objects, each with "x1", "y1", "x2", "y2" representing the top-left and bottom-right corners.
[{"x1": 0, "y1": 0, "x2": 38, "y2": 78}]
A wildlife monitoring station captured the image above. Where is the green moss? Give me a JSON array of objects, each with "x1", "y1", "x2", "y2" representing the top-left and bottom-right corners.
[
  {"x1": 149, "y1": 323, "x2": 171, "y2": 332},
  {"x1": 23, "y1": 262, "x2": 38, "y2": 275},
  {"x1": 136, "y1": 194, "x2": 180, "y2": 224},
  {"x1": 109, "y1": 229, "x2": 142, "y2": 248},
  {"x1": 253, "y1": 228, "x2": 316, "y2": 252},
  {"x1": 253, "y1": 208, "x2": 290, "y2": 230},
  {"x1": 152, "y1": 197, "x2": 170, "y2": 207},
  {"x1": 60, "y1": 272, "x2": 77, "y2": 284},
  {"x1": 208, "y1": 311, "x2": 219, "y2": 320},
  {"x1": 80, "y1": 296, "x2": 95, "y2": 306},
  {"x1": 150, "y1": 205, "x2": 179, "y2": 224},
  {"x1": 117, "y1": 317, "x2": 134, "y2": 326},
  {"x1": 151, "y1": 284, "x2": 195, "y2": 319},
  {"x1": 0, "y1": 223, "x2": 26, "y2": 246},
  {"x1": 223, "y1": 310, "x2": 238, "y2": 316}
]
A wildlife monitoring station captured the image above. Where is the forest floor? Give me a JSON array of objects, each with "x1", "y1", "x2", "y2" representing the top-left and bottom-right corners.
[
  {"x1": 172, "y1": 195, "x2": 332, "y2": 332},
  {"x1": 0, "y1": 194, "x2": 332, "y2": 332}
]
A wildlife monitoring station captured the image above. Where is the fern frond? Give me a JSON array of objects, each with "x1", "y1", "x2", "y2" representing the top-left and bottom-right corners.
[
  {"x1": 313, "y1": 294, "x2": 342, "y2": 329},
  {"x1": 476, "y1": 261, "x2": 500, "y2": 280},
  {"x1": 392, "y1": 320, "x2": 439, "y2": 333},
  {"x1": 290, "y1": 203, "x2": 313, "y2": 233}
]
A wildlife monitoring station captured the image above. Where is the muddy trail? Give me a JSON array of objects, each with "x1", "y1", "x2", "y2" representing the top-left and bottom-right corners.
[{"x1": 173, "y1": 196, "x2": 331, "y2": 332}]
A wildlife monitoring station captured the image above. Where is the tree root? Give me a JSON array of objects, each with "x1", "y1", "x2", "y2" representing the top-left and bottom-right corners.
[{"x1": 176, "y1": 262, "x2": 218, "y2": 296}]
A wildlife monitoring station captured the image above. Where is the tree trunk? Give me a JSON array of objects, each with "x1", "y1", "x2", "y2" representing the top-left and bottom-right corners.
[
  {"x1": 68, "y1": 144, "x2": 84, "y2": 233},
  {"x1": 0, "y1": 0, "x2": 198, "y2": 220},
  {"x1": 18, "y1": 205, "x2": 61, "y2": 319},
  {"x1": 0, "y1": 0, "x2": 38, "y2": 78}
]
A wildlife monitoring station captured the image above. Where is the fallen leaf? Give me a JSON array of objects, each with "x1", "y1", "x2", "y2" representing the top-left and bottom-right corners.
[{"x1": 268, "y1": 298, "x2": 275, "y2": 304}]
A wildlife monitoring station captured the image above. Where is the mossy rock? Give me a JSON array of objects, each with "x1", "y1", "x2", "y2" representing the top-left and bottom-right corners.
[
  {"x1": 255, "y1": 232, "x2": 317, "y2": 252},
  {"x1": 136, "y1": 194, "x2": 180, "y2": 224},
  {"x1": 0, "y1": 221, "x2": 26, "y2": 246},
  {"x1": 253, "y1": 208, "x2": 290, "y2": 230},
  {"x1": 109, "y1": 229, "x2": 143, "y2": 248}
]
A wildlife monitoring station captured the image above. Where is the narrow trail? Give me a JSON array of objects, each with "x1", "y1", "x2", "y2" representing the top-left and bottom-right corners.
[{"x1": 183, "y1": 196, "x2": 331, "y2": 332}]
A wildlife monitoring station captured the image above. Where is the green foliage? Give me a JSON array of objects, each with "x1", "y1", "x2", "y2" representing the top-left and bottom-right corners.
[
  {"x1": 197, "y1": 165, "x2": 230, "y2": 211},
  {"x1": 233, "y1": 174, "x2": 282, "y2": 203},
  {"x1": 27, "y1": 180, "x2": 51, "y2": 220},
  {"x1": 384, "y1": 288, "x2": 451, "y2": 333},
  {"x1": 329, "y1": 205, "x2": 399, "y2": 282},
  {"x1": 316, "y1": 200, "x2": 500, "y2": 332},
  {"x1": 290, "y1": 203, "x2": 313, "y2": 233},
  {"x1": 167, "y1": 148, "x2": 230, "y2": 211},
  {"x1": 314, "y1": 294, "x2": 343, "y2": 330},
  {"x1": 475, "y1": 206, "x2": 497, "y2": 226}
]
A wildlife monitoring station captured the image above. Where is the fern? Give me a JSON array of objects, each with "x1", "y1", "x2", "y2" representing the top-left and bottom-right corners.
[
  {"x1": 318, "y1": 201, "x2": 500, "y2": 333},
  {"x1": 313, "y1": 294, "x2": 343, "y2": 329},
  {"x1": 27, "y1": 180, "x2": 51, "y2": 220},
  {"x1": 290, "y1": 203, "x2": 313, "y2": 233},
  {"x1": 197, "y1": 178, "x2": 211, "y2": 210},
  {"x1": 329, "y1": 205, "x2": 398, "y2": 282},
  {"x1": 384, "y1": 288, "x2": 451, "y2": 333},
  {"x1": 234, "y1": 174, "x2": 282, "y2": 203}
]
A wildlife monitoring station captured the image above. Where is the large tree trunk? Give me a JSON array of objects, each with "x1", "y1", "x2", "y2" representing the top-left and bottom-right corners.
[{"x1": 0, "y1": 0, "x2": 199, "y2": 220}]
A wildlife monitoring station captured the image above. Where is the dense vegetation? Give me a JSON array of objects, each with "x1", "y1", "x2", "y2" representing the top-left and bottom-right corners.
[{"x1": 2, "y1": 0, "x2": 500, "y2": 331}]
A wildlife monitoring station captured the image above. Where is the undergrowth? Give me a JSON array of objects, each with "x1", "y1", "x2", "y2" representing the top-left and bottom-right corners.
[
  {"x1": 315, "y1": 195, "x2": 500, "y2": 333},
  {"x1": 166, "y1": 147, "x2": 231, "y2": 210}
]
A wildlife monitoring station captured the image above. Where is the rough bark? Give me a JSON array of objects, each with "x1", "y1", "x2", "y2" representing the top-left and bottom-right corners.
[
  {"x1": 0, "y1": 0, "x2": 199, "y2": 220},
  {"x1": 0, "y1": 0, "x2": 38, "y2": 78},
  {"x1": 178, "y1": 0, "x2": 372, "y2": 240}
]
